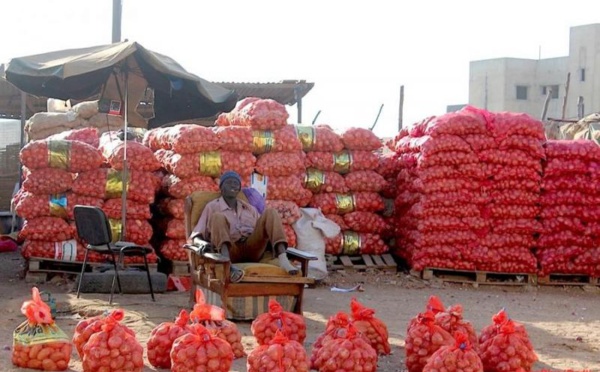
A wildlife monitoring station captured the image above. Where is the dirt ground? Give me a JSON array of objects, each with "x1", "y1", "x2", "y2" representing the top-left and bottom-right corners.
[{"x1": 0, "y1": 249, "x2": 598, "y2": 372}]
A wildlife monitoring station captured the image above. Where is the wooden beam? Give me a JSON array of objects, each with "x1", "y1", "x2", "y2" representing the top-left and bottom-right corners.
[
  {"x1": 540, "y1": 88, "x2": 552, "y2": 121},
  {"x1": 398, "y1": 85, "x2": 404, "y2": 130},
  {"x1": 561, "y1": 73, "x2": 570, "y2": 120}
]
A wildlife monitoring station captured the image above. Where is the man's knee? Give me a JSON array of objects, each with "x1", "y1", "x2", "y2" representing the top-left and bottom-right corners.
[{"x1": 263, "y1": 208, "x2": 282, "y2": 223}]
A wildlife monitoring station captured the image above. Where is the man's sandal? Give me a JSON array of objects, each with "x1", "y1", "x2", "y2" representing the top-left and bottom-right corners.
[{"x1": 230, "y1": 266, "x2": 245, "y2": 283}]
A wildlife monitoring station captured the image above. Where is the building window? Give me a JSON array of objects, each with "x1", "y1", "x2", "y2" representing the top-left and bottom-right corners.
[
  {"x1": 516, "y1": 85, "x2": 528, "y2": 100},
  {"x1": 542, "y1": 85, "x2": 559, "y2": 99},
  {"x1": 581, "y1": 68, "x2": 586, "y2": 82}
]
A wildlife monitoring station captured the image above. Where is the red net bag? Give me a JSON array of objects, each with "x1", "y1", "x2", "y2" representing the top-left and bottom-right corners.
[
  {"x1": 284, "y1": 224, "x2": 297, "y2": 247},
  {"x1": 489, "y1": 111, "x2": 545, "y2": 141},
  {"x1": 229, "y1": 98, "x2": 289, "y2": 130},
  {"x1": 251, "y1": 299, "x2": 307, "y2": 346},
  {"x1": 325, "y1": 214, "x2": 349, "y2": 230},
  {"x1": 424, "y1": 109, "x2": 488, "y2": 137},
  {"x1": 102, "y1": 218, "x2": 153, "y2": 245},
  {"x1": 159, "y1": 239, "x2": 188, "y2": 261},
  {"x1": 344, "y1": 170, "x2": 387, "y2": 192},
  {"x1": 499, "y1": 135, "x2": 545, "y2": 159},
  {"x1": 376, "y1": 152, "x2": 400, "y2": 178},
  {"x1": 162, "y1": 150, "x2": 256, "y2": 178},
  {"x1": 304, "y1": 150, "x2": 379, "y2": 173},
  {"x1": 295, "y1": 124, "x2": 345, "y2": 152},
  {"x1": 81, "y1": 309, "x2": 144, "y2": 372},
  {"x1": 147, "y1": 309, "x2": 192, "y2": 369},
  {"x1": 99, "y1": 138, "x2": 161, "y2": 171},
  {"x1": 266, "y1": 200, "x2": 301, "y2": 224},
  {"x1": 349, "y1": 297, "x2": 391, "y2": 355},
  {"x1": 47, "y1": 127, "x2": 100, "y2": 148},
  {"x1": 479, "y1": 309, "x2": 529, "y2": 346},
  {"x1": 20, "y1": 139, "x2": 103, "y2": 172},
  {"x1": 190, "y1": 290, "x2": 246, "y2": 359},
  {"x1": 22, "y1": 168, "x2": 74, "y2": 194},
  {"x1": 303, "y1": 168, "x2": 348, "y2": 193},
  {"x1": 405, "y1": 311, "x2": 454, "y2": 372},
  {"x1": 72, "y1": 310, "x2": 134, "y2": 358},
  {"x1": 165, "y1": 218, "x2": 186, "y2": 239},
  {"x1": 157, "y1": 197, "x2": 185, "y2": 219},
  {"x1": 212, "y1": 126, "x2": 254, "y2": 152},
  {"x1": 14, "y1": 191, "x2": 99, "y2": 220},
  {"x1": 144, "y1": 124, "x2": 220, "y2": 153},
  {"x1": 103, "y1": 198, "x2": 151, "y2": 220},
  {"x1": 479, "y1": 319, "x2": 537, "y2": 372},
  {"x1": 325, "y1": 231, "x2": 388, "y2": 255},
  {"x1": 312, "y1": 323, "x2": 378, "y2": 372},
  {"x1": 407, "y1": 296, "x2": 446, "y2": 333},
  {"x1": 310, "y1": 312, "x2": 355, "y2": 368},
  {"x1": 20, "y1": 217, "x2": 74, "y2": 242},
  {"x1": 170, "y1": 323, "x2": 234, "y2": 372},
  {"x1": 252, "y1": 125, "x2": 302, "y2": 154},
  {"x1": 341, "y1": 127, "x2": 382, "y2": 151},
  {"x1": 266, "y1": 175, "x2": 312, "y2": 206},
  {"x1": 162, "y1": 174, "x2": 219, "y2": 198},
  {"x1": 433, "y1": 304, "x2": 479, "y2": 351},
  {"x1": 309, "y1": 192, "x2": 384, "y2": 215},
  {"x1": 256, "y1": 152, "x2": 306, "y2": 176},
  {"x1": 247, "y1": 330, "x2": 310, "y2": 372},
  {"x1": 72, "y1": 169, "x2": 158, "y2": 204},
  {"x1": 343, "y1": 211, "x2": 389, "y2": 234},
  {"x1": 423, "y1": 331, "x2": 484, "y2": 372},
  {"x1": 21, "y1": 239, "x2": 88, "y2": 261},
  {"x1": 12, "y1": 287, "x2": 72, "y2": 371}
]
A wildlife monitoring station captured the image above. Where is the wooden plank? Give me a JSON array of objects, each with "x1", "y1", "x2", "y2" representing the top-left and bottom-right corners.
[
  {"x1": 538, "y1": 273, "x2": 599, "y2": 286},
  {"x1": 340, "y1": 256, "x2": 354, "y2": 268},
  {"x1": 419, "y1": 267, "x2": 535, "y2": 286},
  {"x1": 328, "y1": 254, "x2": 397, "y2": 273},
  {"x1": 372, "y1": 255, "x2": 385, "y2": 267},
  {"x1": 381, "y1": 254, "x2": 396, "y2": 266},
  {"x1": 362, "y1": 254, "x2": 375, "y2": 267},
  {"x1": 26, "y1": 258, "x2": 158, "y2": 278}
]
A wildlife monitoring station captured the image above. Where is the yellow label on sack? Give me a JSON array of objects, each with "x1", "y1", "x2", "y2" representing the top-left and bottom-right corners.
[
  {"x1": 105, "y1": 169, "x2": 129, "y2": 199},
  {"x1": 295, "y1": 126, "x2": 316, "y2": 151},
  {"x1": 335, "y1": 194, "x2": 355, "y2": 214},
  {"x1": 333, "y1": 150, "x2": 352, "y2": 174},
  {"x1": 341, "y1": 231, "x2": 361, "y2": 255},
  {"x1": 13, "y1": 320, "x2": 68, "y2": 346},
  {"x1": 47, "y1": 140, "x2": 71, "y2": 170},
  {"x1": 199, "y1": 152, "x2": 222, "y2": 177},
  {"x1": 252, "y1": 130, "x2": 275, "y2": 154},
  {"x1": 109, "y1": 218, "x2": 122, "y2": 242},
  {"x1": 304, "y1": 168, "x2": 326, "y2": 192},
  {"x1": 48, "y1": 194, "x2": 68, "y2": 219}
]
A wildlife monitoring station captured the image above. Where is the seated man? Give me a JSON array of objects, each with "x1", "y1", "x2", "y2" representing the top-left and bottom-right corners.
[{"x1": 191, "y1": 170, "x2": 299, "y2": 282}]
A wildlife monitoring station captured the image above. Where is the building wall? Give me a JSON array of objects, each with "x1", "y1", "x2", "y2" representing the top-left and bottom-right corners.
[{"x1": 469, "y1": 24, "x2": 600, "y2": 119}]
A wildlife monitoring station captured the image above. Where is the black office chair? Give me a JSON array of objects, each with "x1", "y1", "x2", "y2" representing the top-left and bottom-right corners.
[{"x1": 73, "y1": 205, "x2": 155, "y2": 304}]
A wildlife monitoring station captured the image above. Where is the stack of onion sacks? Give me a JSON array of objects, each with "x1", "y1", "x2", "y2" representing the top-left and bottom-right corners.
[
  {"x1": 423, "y1": 331, "x2": 483, "y2": 372},
  {"x1": 405, "y1": 311, "x2": 454, "y2": 372},
  {"x1": 247, "y1": 330, "x2": 310, "y2": 372},
  {"x1": 147, "y1": 309, "x2": 192, "y2": 369},
  {"x1": 170, "y1": 323, "x2": 234, "y2": 372},
  {"x1": 190, "y1": 290, "x2": 245, "y2": 358},
  {"x1": 251, "y1": 299, "x2": 307, "y2": 345},
  {"x1": 312, "y1": 323, "x2": 378, "y2": 372},
  {"x1": 349, "y1": 297, "x2": 391, "y2": 355}
]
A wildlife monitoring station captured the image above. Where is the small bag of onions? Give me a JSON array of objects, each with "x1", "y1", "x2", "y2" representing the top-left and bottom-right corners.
[
  {"x1": 247, "y1": 330, "x2": 310, "y2": 372},
  {"x1": 73, "y1": 309, "x2": 134, "y2": 358},
  {"x1": 81, "y1": 309, "x2": 144, "y2": 372},
  {"x1": 312, "y1": 323, "x2": 378, "y2": 372},
  {"x1": 479, "y1": 309, "x2": 529, "y2": 346},
  {"x1": 479, "y1": 317, "x2": 538, "y2": 372},
  {"x1": 407, "y1": 295, "x2": 446, "y2": 333},
  {"x1": 349, "y1": 297, "x2": 391, "y2": 355},
  {"x1": 423, "y1": 331, "x2": 484, "y2": 372},
  {"x1": 310, "y1": 312, "x2": 362, "y2": 369},
  {"x1": 251, "y1": 299, "x2": 307, "y2": 346},
  {"x1": 405, "y1": 311, "x2": 454, "y2": 372},
  {"x1": 190, "y1": 290, "x2": 246, "y2": 358},
  {"x1": 147, "y1": 309, "x2": 192, "y2": 369},
  {"x1": 170, "y1": 323, "x2": 234, "y2": 372},
  {"x1": 434, "y1": 303, "x2": 479, "y2": 351}
]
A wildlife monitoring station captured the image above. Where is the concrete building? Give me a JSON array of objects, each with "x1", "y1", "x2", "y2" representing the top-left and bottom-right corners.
[{"x1": 468, "y1": 23, "x2": 600, "y2": 120}]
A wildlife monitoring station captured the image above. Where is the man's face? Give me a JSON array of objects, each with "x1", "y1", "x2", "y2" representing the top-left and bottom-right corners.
[{"x1": 221, "y1": 178, "x2": 241, "y2": 198}]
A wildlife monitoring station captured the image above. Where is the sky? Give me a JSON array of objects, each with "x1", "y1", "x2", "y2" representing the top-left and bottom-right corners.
[{"x1": 1, "y1": 0, "x2": 598, "y2": 139}]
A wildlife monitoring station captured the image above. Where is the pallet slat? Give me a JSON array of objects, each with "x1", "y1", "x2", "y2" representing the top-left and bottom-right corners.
[
  {"x1": 417, "y1": 267, "x2": 536, "y2": 286},
  {"x1": 327, "y1": 254, "x2": 397, "y2": 272},
  {"x1": 537, "y1": 273, "x2": 599, "y2": 286}
]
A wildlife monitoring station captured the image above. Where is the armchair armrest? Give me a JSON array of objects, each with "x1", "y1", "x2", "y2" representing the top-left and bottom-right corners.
[{"x1": 287, "y1": 247, "x2": 318, "y2": 260}]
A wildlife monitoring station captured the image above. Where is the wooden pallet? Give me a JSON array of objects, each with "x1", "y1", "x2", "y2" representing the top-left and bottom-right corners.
[
  {"x1": 537, "y1": 273, "x2": 600, "y2": 286},
  {"x1": 326, "y1": 254, "x2": 397, "y2": 273},
  {"x1": 25, "y1": 258, "x2": 158, "y2": 283},
  {"x1": 414, "y1": 267, "x2": 536, "y2": 286}
]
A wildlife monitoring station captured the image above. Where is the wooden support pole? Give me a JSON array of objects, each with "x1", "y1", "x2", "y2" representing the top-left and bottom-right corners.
[
  {"x1": 561, "y1": 73, "x2": 570, "y2": 120},
  {"x1": 541, "y1": 88, "x2": 552, "y2": 121},
  {"x1": 398, "y1": 85, "x2": 404, "y2": 131}
]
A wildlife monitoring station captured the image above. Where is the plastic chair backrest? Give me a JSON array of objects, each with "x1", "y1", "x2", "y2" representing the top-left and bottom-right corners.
[{"x1": 74, "y1": 205, "x2": 112, "y2": 246}]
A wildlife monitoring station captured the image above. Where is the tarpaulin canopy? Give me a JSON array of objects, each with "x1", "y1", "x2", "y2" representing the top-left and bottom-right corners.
[{"x1": 3, "y1": 40, "x2": 238, "y2": 127}]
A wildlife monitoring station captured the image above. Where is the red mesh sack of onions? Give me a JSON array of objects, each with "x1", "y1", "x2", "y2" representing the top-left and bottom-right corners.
[
  {"x1": 147, "y1": 309, "x2": 192, "y2": 369},
  {"x1": 20, "y1": 217, "x2": 74, "y2": 242},
  {"x1": 170, "y1": 323, "x2": 234, "y2": 372},
  {"x1": 231, "y1": 98, "x2": 289, "y2": 130},
  {"x1": 102, "y1": 198, "x2": 151, "y2": 220},
  {"x1": 105, "y1": 218, "x2": 153, "y2": 245},
  {"x1": 73, "y1": 310, "x2": 134, "y2": 358},
  {"x1": 212, "y1": 126, "x2": 254, "y2": 152},
  {"x1": 162, "y1": 150, "x2": 256, "y2": 178},
  {"x1": 417, "y1": 164, "x2": 486, "y2": 183},
  {"x1": 434, "y1": 304, "x2": 479, "y2": 351},
  {"x1": 303, "y1": 168, "x2": 348, "y2": 193},
  {"x1": 162, "y1": 174, "x2": 219, "y2": 198},
  {"x1": 21, "y1": 139, "x2": 103, "y2": 172},
  {"x1": 463, "y1": 133, "x2": 497, "y2": 152},
  {"x1": 72, "y1": 169, "x2": 157, "y2": 204},
  {"x1": 479, "y1": 309, "x2": 529, "y2": 346},
  {"x1": 423, "y1": 109, "x2": 488, "y2": 137},
  {"x1": 309, "y1": 192, "x2": 384, "y2": 215},
  {"x1": 376, "y1": 152, "x2": 400, "y2": 178},
  {"x1": 284, "y1": 224, "x2": 297, "y2": 247},
  {"x1": 545, "y1": 140, "x2": 600, "y2": 161},
  {"x1": 99, "y1": 137, "x2": 161, "y2": 171},
  {"x1": 543, "y1": 158, "x2": 591, "y2": 176},
  {"x1": 325, "y1": 231, "x2": 388, "y2": 255},
  {"x1": 405, "y1": 311, "x2": 454, "y2": 372},
  {"x1": 190, "y1": 290, "x2": 246, "y2": 359},
  {"x1": 145, "y1": 124, "x2": 220, "y2": 153},
  {"x1": 489, "y1": 111, "x2": 545, "y2": 141},
  {"x1": 343, "y1": 211, "x2": 389, "y2": 234},
  {"x1": 417, "y1": 151, "x2": 480, "y2": 168},
  {"x1": 499, "y1": 135, "x2": 545, "y2": 159},
  {"x1": 252, "y1": 125, "x2": 302, "y2": 154},
  {"x1": 21, "y1": 239, "x2": 87, "y2": 261},
  {"x1": 423, "y1": 331, "x2": 483, "y2": 372},
  {"x1": 215, "y1": 97, "x2": 259, "y2": 127},
  {"x1": 266, "y1": 175, "x2": 312, "y2": 206},
  {"x1": 81, "y1": 309, "x2": 144, "y2": 372},
  {"x1": 304, "y1": 150, "x2": 379, "y2": 173},
  {"x1": 310, "y1": 312, "x2": 356, "y2": 368},
  {"x1": 349, "y1": 297, "x2": 391, "y2": 355},
  {"x1": 47, "y1": 127, "x2": 100, "y2": 148},
  {"x1": 256, "y1": 152, "x2": 306, "y2": 176},
  {"x1": 164, "y1": 218, "x2": 186, "y2": 239},
  {"x1": 344, "y1": 170, "x2": 387, "y2": 192},
  {"x1": 14, "y1": 191, "x2": 99, "y2": 220},
  {"x1": 341, "y1": 127, "x2": 382, "y2": 151},
  {"x1": 407, "y1": 296, "x2": 447, "y2": 333},
  {"x1": 312, "y1": 323, "x2": 378, "y2": 372},
  {"x1": 266, "y1": 200, "x2": 301, "y2": 224},
  {"x1": 251, "y1": 299, "x2": 307, "y2": 346},
  {"x1": 479, "y1": 318, "x2": 537, "y2": 372},
  {"x1": 478, "y1": 149, "x2": 543, "y2": 171},
  {"x1": 157, "y1": 197, "x2": 185, "y2": 219},
  {"x1": 247, "y1": 330, "x2": 310, "y2": 372},
  {"x1": 400, "y1": 134, "x2": 473, "y2": 155},
  {"x1": 159, "y1": 239, "x2": 188, "y2": 261},
  {"x1": 325, "y1": 214, "x2": 349, "y2": 230},
  {"x1": 294, "y1": 124, "x2": 345, "y2": 152},
  {"x1": 22, "y1": 168, "x2": 74, "y2": 194}
]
